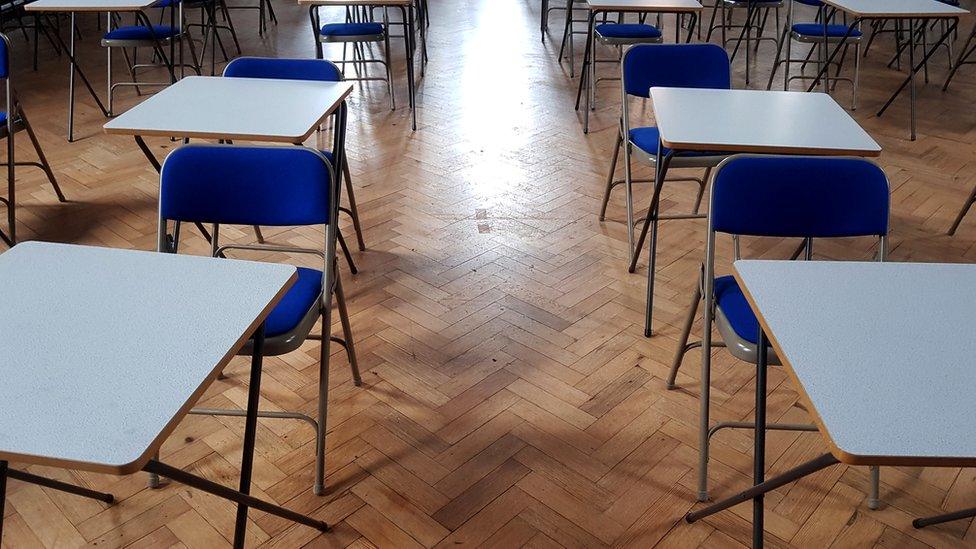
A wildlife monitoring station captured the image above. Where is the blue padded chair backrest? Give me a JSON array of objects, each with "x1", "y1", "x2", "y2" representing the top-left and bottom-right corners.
[
  {"x1": 0, "y1": 33, "x2": 9, "y2": 79},
  {"x1": 223, "y1": 57, "x2": 342, "y2": 82},
  {"x1": 160, "y1": 145, "x2": 333, "y2": 226},
  {"x1": 622, "y1": 43, "x2": 730, "y2": 99},
  {"x1": 711, "y1": 156, "x2": 889, "y2": 238}
]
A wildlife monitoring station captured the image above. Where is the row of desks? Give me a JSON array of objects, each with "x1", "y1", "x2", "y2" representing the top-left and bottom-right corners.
[
  {"x1": 570, "y1": 0, "x2": 970, "y2": 139},
  {"x1": 25, "y1": 0, "x2": 421, "y2": 141}
]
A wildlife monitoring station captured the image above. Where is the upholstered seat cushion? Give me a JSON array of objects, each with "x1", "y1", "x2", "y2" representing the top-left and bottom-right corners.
[
  {"x1": 595, "y1": 23, "x2": 662, "y2": 39},
  {"x1": 792, "y1": 23, "x2": 863, "y2": 38},
  {"x1": 628, "y1": 126, "x2": 720, "y2": 158},
  {"x1": 713, "y1": 275, "x2": 760, "y2": 344},
  {"x1": 320, "y1": 22, "x2": 384, "y2": 37},
  {"x1": 264, "y1": 266, "x2": 322, "y2": 337},
  {"x1": 103, "y1": 24, "x2": 180, "y2": 41}
]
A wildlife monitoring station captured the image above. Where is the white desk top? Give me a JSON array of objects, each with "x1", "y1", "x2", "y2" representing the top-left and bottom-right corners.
[
  {"x1": 586, "y1": 0, "x2": 702, "y2": 12},
  {"x1": 25, "y1": 0, "x2": 157, "y2": 12},
  {"x1": 734, "y1": 260, "x2": 976, "y2": 467},
  {"x1": 650, "y1": 88, "x2": 881, "y2": 156},
  {"x1": 822, "y1": 0, "x2": 967, "y2": 18},
  {"x1": 0, "y1": 242, "x2": 296, "y2": 474},
  {"x1": 104, "y1": 76, "x2": 353, "y2": 143}
]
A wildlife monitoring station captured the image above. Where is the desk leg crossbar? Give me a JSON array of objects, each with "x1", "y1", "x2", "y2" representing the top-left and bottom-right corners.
[{"x1": 0, "y1": 324, "x2": 327, "y2": 547}]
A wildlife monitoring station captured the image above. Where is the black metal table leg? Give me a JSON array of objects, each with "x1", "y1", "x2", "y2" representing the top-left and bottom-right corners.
[
  {"x1": 753, "y1": 328, "x2": 769, "y2": 547},
  {"x1": 914, "y1": 507, "x2": 976, "y2": 529},
  {"x1": 638, "y1": 143, "x2": 673, "y2": 337},
  {"x1": 142, "y1": 460, "x2": 329, "y2": 534},
  {"x1": 0, "y1": 460, "x2": 7, "y2": 541},
  {"x1": 876, "y1": 17, "x2": 957, "y2": 141},
  {"x1": 402, "y1": 4, "x2": 417, "y2": 131},
  {"x1": 6, "y1": 469, "x2": 114, "y2": 503},
  {"x1": 685, "y1": 452, "x2": 839, "y2": 522},
  {"x1": 232, "y1": 322, "x2": 266, "y2": 547}
]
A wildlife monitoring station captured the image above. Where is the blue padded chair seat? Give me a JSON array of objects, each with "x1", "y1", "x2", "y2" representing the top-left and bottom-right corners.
[
  {"x1": 792, "y1": 23, "x2": 863, "y2": 38},
  {"x1": 264, "y1": 266, "x2": 322, "y2": 337},
  {"x1": 320, "y1": 22, "x2": 384, "y2": 37},
  {"x1": 103, "y1": 24, "x2": 180, "y2": 41},
  {"x1": 628, "y1": 127, "x2": 719, "y2": 158},
  {"x1": 714, "y1": 275, "x2": 761, "y2": 344},
  {"x1": 0, "y1": 112, "x2": 7, "y2": 126},
  {"x1": 595, "y1": 23, "x2": 662, "y2": 39}
]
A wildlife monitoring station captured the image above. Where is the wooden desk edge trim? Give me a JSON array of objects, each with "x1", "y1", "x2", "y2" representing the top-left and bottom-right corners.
[
  {"x1": 657, "y1": 138, "x2": 882, "y2": 157},
  {"x1": 731, "y1": 264, "x2": 976, "y2": 469},
  {"x1": 0, "y1": 267, "x2": 298, "y2": 475}
]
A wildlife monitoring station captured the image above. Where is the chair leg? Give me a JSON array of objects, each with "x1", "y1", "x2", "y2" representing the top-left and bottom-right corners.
[
  {"x1": 868, "y1": 466, "x2": 880, "y2": 510},
  {"x1": 16, "y1": 110, "x2": 65, "y2": 203},
  {"x1": 668, "y1": 285, "x2": 701, "y2": 389},
  {"x1": 384, "y1": 28, "x2": 395, "y2": 111},
  {"x1": 342, "y1": 160, "x2": 366, "y2": 251},
  {"x1": 4, "y1": 123, "x2": 15, "y2": 246},
  {"x1": 598, "y1": 127, "x2": 622, "y2": 221},
  {"x1": 948, "y1": 182, "x2": 976, "y2": 235},
  {"x1": 253, "y1": 225, "x2": 265, "y2": 243},
  {"x1": 334, "y1": 273, "x2": 362, "y2": 386},
  {"x1": 692, "y1": 167, "x2": 710, "y2": 215}
]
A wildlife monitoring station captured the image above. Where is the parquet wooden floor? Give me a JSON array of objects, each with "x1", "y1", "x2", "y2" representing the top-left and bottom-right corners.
[{"x1": 2, "y1": 0, "x2": 976, "y2": 546}]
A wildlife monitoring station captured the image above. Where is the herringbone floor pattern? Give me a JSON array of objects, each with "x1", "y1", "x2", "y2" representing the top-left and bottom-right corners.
[{"x1": 2, "y1": 0, "x2": 976, "y2": 546}]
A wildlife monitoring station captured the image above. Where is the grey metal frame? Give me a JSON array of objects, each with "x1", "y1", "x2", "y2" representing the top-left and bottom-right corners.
[
  {"x1": 155, "y1": 144, "x2": 361, "y2": 497},
  {"x1": 0, "y1": 32, "x2": 67, "y2": 247},
  {"x1": 766, "y1": 0, "x2": 861, "y2": 109},
  {"x1": 599, "y1": 45, "x2": 726, "y2": 271},
  {"x1": 103, "y1": 6, "x2": 201, "y2": 116},
  {"x1": 667, "y1": 154, "x2": 887, "y2": 505},
  {"x1": 316, "y1": 6, "x2": 395, "y2": 111}
]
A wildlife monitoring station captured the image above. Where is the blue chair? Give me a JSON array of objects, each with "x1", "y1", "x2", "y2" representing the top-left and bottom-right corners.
[
  {"x1": 599, "y1": 43, "x2": 730, "y2": 268},
  {"x1": 766, "y1": 0, "x2": 861, "y2": 109},
  {"x1": 667, "y1": 155, "x2": 889, "y2": 504},
  {"x1": 0, "y1": 32, "x2": 66, "y2": 246},
  {"x1": 102, "y1": 1, "x2": 200, "y2": 115},
  {"x1": 311, "y1": 5, "x2": 394, "y2": 110},
  {"x1": 223, "y1": 57, "x2": 366, "y2": 267},
  {"x1": 158, "y1": 144, "x2": 361, "y2": 496},
  {"x1": 581, "y1": 16, "x2": 663, "y2": 131}
]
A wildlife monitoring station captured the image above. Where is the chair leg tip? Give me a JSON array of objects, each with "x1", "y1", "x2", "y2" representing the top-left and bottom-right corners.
[
  {"x1": 697, "y1": 491, "x2": 709, "y2": 502},
  {"x1": 313, "y1": 484, "x2": 325, "y2": 496},
  {"x1": 666, "y1": 382, "x2": 676, "y2": 390}
]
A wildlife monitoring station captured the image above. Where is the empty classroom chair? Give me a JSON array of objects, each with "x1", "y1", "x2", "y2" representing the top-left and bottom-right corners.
[
  {"x1": 158, "y1": 144, "x2": 362, "y2": 495},
  {"x1": 668, "y1": 154, "x2": 889, "y2": 504}
]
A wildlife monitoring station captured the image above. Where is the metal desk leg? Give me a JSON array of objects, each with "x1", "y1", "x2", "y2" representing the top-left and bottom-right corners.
[
  {"x1": 232, "y1": 322, "x2": 265, "y2": 547},
  {"x1": 43, "y1": 11, "x2": 110, "y2": 142},
  {"x1": 575, "y1": 10, "x2": 595, "y2": 134},
  {"x1": 638, "y1": 143, "x2": 673, "y2": 337},
  {"x1": 753, "y1": 328, "x2": 769, "y2": 547},
  {"x1": 0, "y1": 461, "x2": 6, "y2": 540},
  {"x1": 141, "y1": 459, "x2": 329, "y2": 539},
  {"x1": 68, "y1": 12, "x2": 76, "y2": 142},
  {"x1": 877, "y1": 18, "x2": 957, "y2": 141},
  {"x1": 6, "y1": 469, "x2": 114, "y2": 503},
  {"x1": 914, "y1": 507, "x2": 976, "y2": 528},
  {"x1": 685, "y1": 453, "x2": 839, "y2": 522},
  {"x1": 943, "y1": 24, "x2": 976, "y2": 91},
  {"x1": 402, "y1": 5, "x2": 417, "y2": 131}
]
